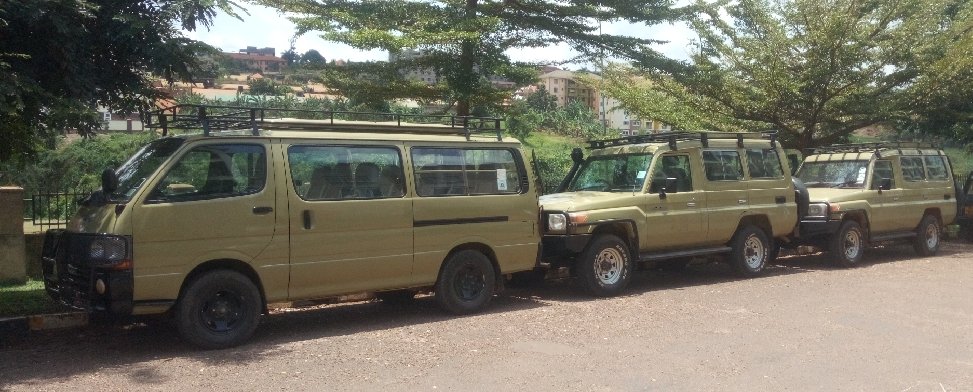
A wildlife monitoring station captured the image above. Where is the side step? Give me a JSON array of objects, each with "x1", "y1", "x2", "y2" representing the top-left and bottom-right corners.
[
  {"x1": 870, "y1": 232, "x2": 916, "y2": 242},
  {"x1": 639, "y1": 246, "x2": 732, "y2": 262}
]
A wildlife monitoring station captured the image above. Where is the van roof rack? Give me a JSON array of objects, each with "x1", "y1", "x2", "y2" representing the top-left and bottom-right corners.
[
  {"x1": 147, "y1": 104, "x2": 504, "y2": 141},
  {"x1": 807, "y1": 142, "x2": 940, "y2": 155},
  {"x1": 587, "y1": 131, "x2": 777, "y2": 151}
]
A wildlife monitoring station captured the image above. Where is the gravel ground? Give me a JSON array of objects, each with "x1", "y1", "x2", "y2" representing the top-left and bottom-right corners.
[{"x1": 2, "y1": 242, "x2": 972, "y2": 391}]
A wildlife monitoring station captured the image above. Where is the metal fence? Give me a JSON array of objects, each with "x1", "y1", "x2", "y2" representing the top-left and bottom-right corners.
[{"x1": 24, "y1": 189, "x2": 91, "y2": 230}]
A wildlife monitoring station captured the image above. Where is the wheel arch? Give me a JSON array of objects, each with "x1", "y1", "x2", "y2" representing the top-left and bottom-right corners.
[
  {"x1": 589, "y1": 221, "x2": 639, "y2": 255},
  {"x1": 842, "y1": 210, "x2": 870, "y2": 239},
  {"x1": 439, "y1": 243, "x2": 502, "y2": 289},
  {"x1": 737, "y1": 214, "x2": 773, "y2": 238},
  {"x1": 921, "y1": 208, "x2": 943, "y2": 227},
  {"x1": 179, "y1": 259, "x2": 268, "y2": 313}
]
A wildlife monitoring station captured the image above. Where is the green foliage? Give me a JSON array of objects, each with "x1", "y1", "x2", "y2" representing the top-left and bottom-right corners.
[
  {"x1": 0, "y1": 279, "x2": 65, "y2": 318},
  {"x1": 0, "y1": 0, "x2": 241, "y2": 163},
  {"x1": 519, "y1": 132, "x2": 586, "y2": 194},
  {"x1": 257, "y1": 0, "x2": 683, "y2": 115},
  {"x1": 300, "y1": 49, "x2": 327, "y2": 68},
  {"x1": 246, "y1": 78, "x2": 292, "y2": 96},
  {"x1": 601, "y1": 0, "x2": 973, "y2": 149},
  {"x1": 526, "y1": 86, "x2": 558, "y2": 112}
]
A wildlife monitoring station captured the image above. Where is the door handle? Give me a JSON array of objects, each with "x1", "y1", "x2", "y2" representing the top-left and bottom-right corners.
[
  {"x1": 252, "y1": 206, "x2": 273, "y2": 215},
  {"x1": 687, "y1": 202, "x2": 697, "y2": 207},
  {"x1": 738, "y1": 199, "x2": 747, "y2": 204},
  {"x1": 303, "y1": 210, "x2": 313, "y2": 230},
  {"x1": 775, "y1": 196, "x2": 787, "y2": 204}
]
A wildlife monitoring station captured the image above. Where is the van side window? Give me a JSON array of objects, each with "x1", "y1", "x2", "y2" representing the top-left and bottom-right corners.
[
  {"x1": 924, "y1": 156, "x2": 949, "y2": 180},
  {"x1": 901, "y1": 157, "x2": 926, "y2": 181},
  {"x1": 412, "y1": 148, "x2": 523, "y2": 196},
  {"x1": 153, "y1": 144, "x2": 267, "y2": 202},
  {"x1": 746, "y1": 149, "x2": 784, "y2": 179},
  {"x1": 702, "y1": 150, "x2": 744, "y2": 181},
  {"x1": 871, "y1": 160, "x2": 894, "y2": 189},
  {"x1": 288, "y1": 145, "x2": 405, "y2": 200}
]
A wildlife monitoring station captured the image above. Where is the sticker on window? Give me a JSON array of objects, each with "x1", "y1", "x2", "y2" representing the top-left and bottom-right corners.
[
  {"x1": 857, "y1": 167, "x2": 866, "y2": 184},
  {"x1": 496, "y1": 169, "x2": 507, "y2": 191},
  {"x1": 636, "y1": 170, "x2": 647, "y2": 179}
]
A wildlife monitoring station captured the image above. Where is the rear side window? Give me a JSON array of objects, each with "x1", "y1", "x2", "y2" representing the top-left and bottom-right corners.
[
  {"x1": 152, "y1": 144, "x2": 267, "y2": 202},
  {"x1": 703, "y1": 150, "x2": 744, "y2": 181},
  {"x1": 901, "y1": 157, "x2": 925, "y2": 181},
  {"x1": 924, "y1": 156, "x2": 949, "y2": 180},
  {"x1": 412, "y1": 148, "x2": 523, "y2": 196},
  {"x1": 746, "y1": 149, "x2": 784, "y2": 179},
  {"x1": 288, "y1": 145, "x2": 405, "y2": 200}
]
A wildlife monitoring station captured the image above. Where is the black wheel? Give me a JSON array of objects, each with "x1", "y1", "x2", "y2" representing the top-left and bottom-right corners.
[
  {"x1": 175, "y1": 270, "x2": 262, "y2": 349},
  {"x1": 435, "y1": 250, "x2": 496, "y2": 314},
  {"x1": 729, "y1": 225, "x2": 770, "y2": 277},
  {"x1": 830, "y1": 220, "x2": 865, "y2": 267},
  {"x1": 577, "y1": 234, "x2": 633, "y2": 296},
  {"x1": 913, "y1": 215, "x2": 941, "y2": 256},
  {"x1": 375, "y1": 289, "x2": 416, "y2": 305}
]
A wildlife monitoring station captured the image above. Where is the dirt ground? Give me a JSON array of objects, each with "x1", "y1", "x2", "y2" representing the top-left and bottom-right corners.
[{"x1": 2, "y1": 242, "x2": 972, "y2": 391}]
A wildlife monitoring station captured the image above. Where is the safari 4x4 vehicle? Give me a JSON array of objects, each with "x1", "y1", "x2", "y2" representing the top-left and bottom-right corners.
[
  {"x1": 794, "y1": 142, "x2": 957, "y2": 266},
  {"x1": 539, "y1": 131, "x2": 798, "y2": 296},
  {"x1": 41, "y1": 105, "x2": 541, "y2": 348}
]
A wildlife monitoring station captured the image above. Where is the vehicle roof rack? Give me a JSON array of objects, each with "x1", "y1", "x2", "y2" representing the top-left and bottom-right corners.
[
  {"x1": 586, "y1": 131, "x2": 777, "y2": 151},
  {"x1": 146, "y1": 104, "x2": 504, "y2": 141},
  {"x1": 807, "y1": 142, "x2": 940, "y2": 156}
]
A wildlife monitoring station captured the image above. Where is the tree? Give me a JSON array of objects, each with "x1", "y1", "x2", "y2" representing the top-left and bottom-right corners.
[
  {"x1": 0, "y1": 0, "x2": 241, "y2": 162},
  {"x1": 600, "y1": 0, "x2": 973, "y2": 149},
  {"x1": 258, "y1": 0, "x2": 684, "y2": 115},
  {"x1": 300, "y1": 49, "x2": 326, "y2": 68},
  {"x1": 526, "y1": 86, "x2": 558, "y2": 113}
]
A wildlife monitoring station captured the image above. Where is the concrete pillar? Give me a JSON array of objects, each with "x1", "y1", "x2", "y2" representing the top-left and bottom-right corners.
[{"x1": 0, "y1": 187, "x2": 27, "y2": 283}]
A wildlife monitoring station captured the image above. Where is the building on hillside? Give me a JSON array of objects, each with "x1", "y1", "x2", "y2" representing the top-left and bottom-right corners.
[
  {"x1": 536, "y1": 70, "x2": 601, "y2": 112},
  {"x1": 224, "y1": 46, "x2": 286, "y2": 74},
  {"x1": 390, "y1": 49, "x2": 516, "y2": 88}
]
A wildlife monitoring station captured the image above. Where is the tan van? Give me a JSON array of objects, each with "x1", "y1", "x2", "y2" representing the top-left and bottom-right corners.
[
  {"x1": 41, "y1": 105, "x2": 541, "y2": 348},
  {"x1": 794, "y1": 142, "x2": 956, "y2": 266}
]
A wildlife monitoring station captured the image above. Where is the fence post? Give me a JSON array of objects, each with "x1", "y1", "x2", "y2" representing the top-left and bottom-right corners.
[{"x1": 0, "y1": 186, "x2": 27, "y2": 283}]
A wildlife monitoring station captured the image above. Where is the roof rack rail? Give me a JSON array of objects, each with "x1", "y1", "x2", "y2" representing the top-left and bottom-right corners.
[
  {"x1": 808, "y1": 142, "x2": 940, "y2": 155},
  {"x1": 586, "y1": 131, "x2": 777, "y2": 150},
  {"x1": 146, "y1": 104, "x2": 504, "y2": 141}
]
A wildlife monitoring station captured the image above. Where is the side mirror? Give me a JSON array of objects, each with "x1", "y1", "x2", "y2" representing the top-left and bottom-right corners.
[
  {"x1": 879, "y1": 178, "x2": 892, "y2": 191},
  {"x1": 101, "y1": 167, "x2": 119, "y2": 194},
  {"x1": 665, "y1": 177, "x2": 679, "y2": 194},
  {"x1": 657, "y1": 177, "x2": 679, "y2": 199}
]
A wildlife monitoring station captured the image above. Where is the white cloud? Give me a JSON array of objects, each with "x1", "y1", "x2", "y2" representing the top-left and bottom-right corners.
[{"x1": 188, "y1": 4, "x2": 696, "y2": 64}]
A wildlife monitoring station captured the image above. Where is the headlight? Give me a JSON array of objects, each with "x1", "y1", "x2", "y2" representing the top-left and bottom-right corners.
[
  {"x1": 806, "y1": 203, "x2": 830, "y2": 219},
  {"x1": 547, "y1": 213, "x2": 568, "y2": 233},
  {"x1": 88, "y1": 236, "x2": 129, "y2": 265}
]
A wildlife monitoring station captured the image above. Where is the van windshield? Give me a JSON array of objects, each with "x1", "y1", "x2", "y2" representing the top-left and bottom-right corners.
[
  {"x1": 797, "y1": 160, "x2": 869, "y2": 188},
  {"x1": 110, "y1": 138, "x2": 184, "y2": 201},
  {"x1": 567, "y1": 153, "x2": 653, "y2": 192}
]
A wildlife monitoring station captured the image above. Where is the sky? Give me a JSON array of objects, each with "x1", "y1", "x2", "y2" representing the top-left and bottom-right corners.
[{"x1": 185, "y1": 4, "x2": 697, "y2": 68}]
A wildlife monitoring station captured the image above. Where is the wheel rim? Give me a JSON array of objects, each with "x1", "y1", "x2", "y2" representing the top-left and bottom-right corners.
[
  {"x1": 454, "y1": 264, "x2": 486, "y2": 301},
  {"x1": 743, "y1": 234, "x2": 765, "y2": 269},
  {"x1": 200, "y1": 290, "x2": 245, "y2": 333},
  {"x1": 843, "y1": 229, "x2": 862, "y2": 260},
  {"x1": 593, "y1": 247, "x2": 624, "y2": 285},
  {"x1": 925, "y1": 223, "x2": 939, "y2": 249}
]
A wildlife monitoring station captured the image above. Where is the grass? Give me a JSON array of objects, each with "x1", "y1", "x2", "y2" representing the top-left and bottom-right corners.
[{"x1": 0, "y1": 279, "x2": 67, "y2": 318}]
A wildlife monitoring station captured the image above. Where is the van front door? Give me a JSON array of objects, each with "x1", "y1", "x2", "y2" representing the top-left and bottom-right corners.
[{"x1": 284, "y1": 144, "x2": 414, "y2": 300}]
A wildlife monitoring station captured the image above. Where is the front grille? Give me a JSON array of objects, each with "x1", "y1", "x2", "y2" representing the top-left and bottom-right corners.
[{"x1": 42, "y1": 231, "x2": 95, "y2": 310}]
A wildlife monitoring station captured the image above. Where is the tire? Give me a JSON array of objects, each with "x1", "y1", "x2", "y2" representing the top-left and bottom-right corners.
[
  {"x1": 375, "y1": 289, "x2": 416, "y2": 305},
  {"x1": 913, "y1": 215, "x2": 941, "y2": 256},
  {"x1": 175, "y1": 270, "x2": 262, "y2": 349},
  {"x1": 576, "y1": 234, "x2": 633, "y2": 297},
  {"x1": 830, "y1": 220, "x2": 865, "y2": 267},
  {"x1": 729, "y1": 225, "x2": 770, "y2": 277},
  {"x1": 435, "y1": 250, "x2": 496, "y2": 314}
]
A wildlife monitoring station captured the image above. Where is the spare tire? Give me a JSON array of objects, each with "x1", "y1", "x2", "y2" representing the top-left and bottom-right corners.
[{"x1": 792, "y1": 177, "x2": 810, "y2": 219}]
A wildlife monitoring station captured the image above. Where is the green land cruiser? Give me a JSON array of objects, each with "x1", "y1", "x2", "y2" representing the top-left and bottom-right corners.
[
  {"x1": 540, "y1": 132, "x2": 799, "y2": 296},
  {"x1": 793, "y1": 143, "x2": 957, "y2": 266}
]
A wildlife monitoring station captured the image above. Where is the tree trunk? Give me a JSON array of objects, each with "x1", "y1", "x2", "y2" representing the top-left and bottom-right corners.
[{"x1": 456, "y1": 0, "x2": 478, "y2": 116}]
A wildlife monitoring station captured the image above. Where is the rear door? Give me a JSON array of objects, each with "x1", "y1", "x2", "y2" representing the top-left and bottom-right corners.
[
  {"x1": 284, "y1": 143, "x2": 414, "y2": 299},
  {"x1": 745, "y1": 148, "x2": 795, "y2": 238},
  {"x1": 701, "y1": 149, "x2": 750, "y2": 245}
]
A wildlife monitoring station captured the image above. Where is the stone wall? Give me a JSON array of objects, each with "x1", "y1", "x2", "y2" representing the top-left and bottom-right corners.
[{"x1": 0, "y1": 187, "x2": 26, "y2": 283}]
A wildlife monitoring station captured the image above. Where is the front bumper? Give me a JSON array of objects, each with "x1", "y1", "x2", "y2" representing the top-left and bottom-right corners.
[
  {"x1": 41, "y1": 230, "x2": 133, "y2": 315},
  {"x1": 799, "y1": 219, "x2": 842, "y2": 238},
  {"x1": 541, "y1": 234, "x2": 592, "y2": 265}
]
